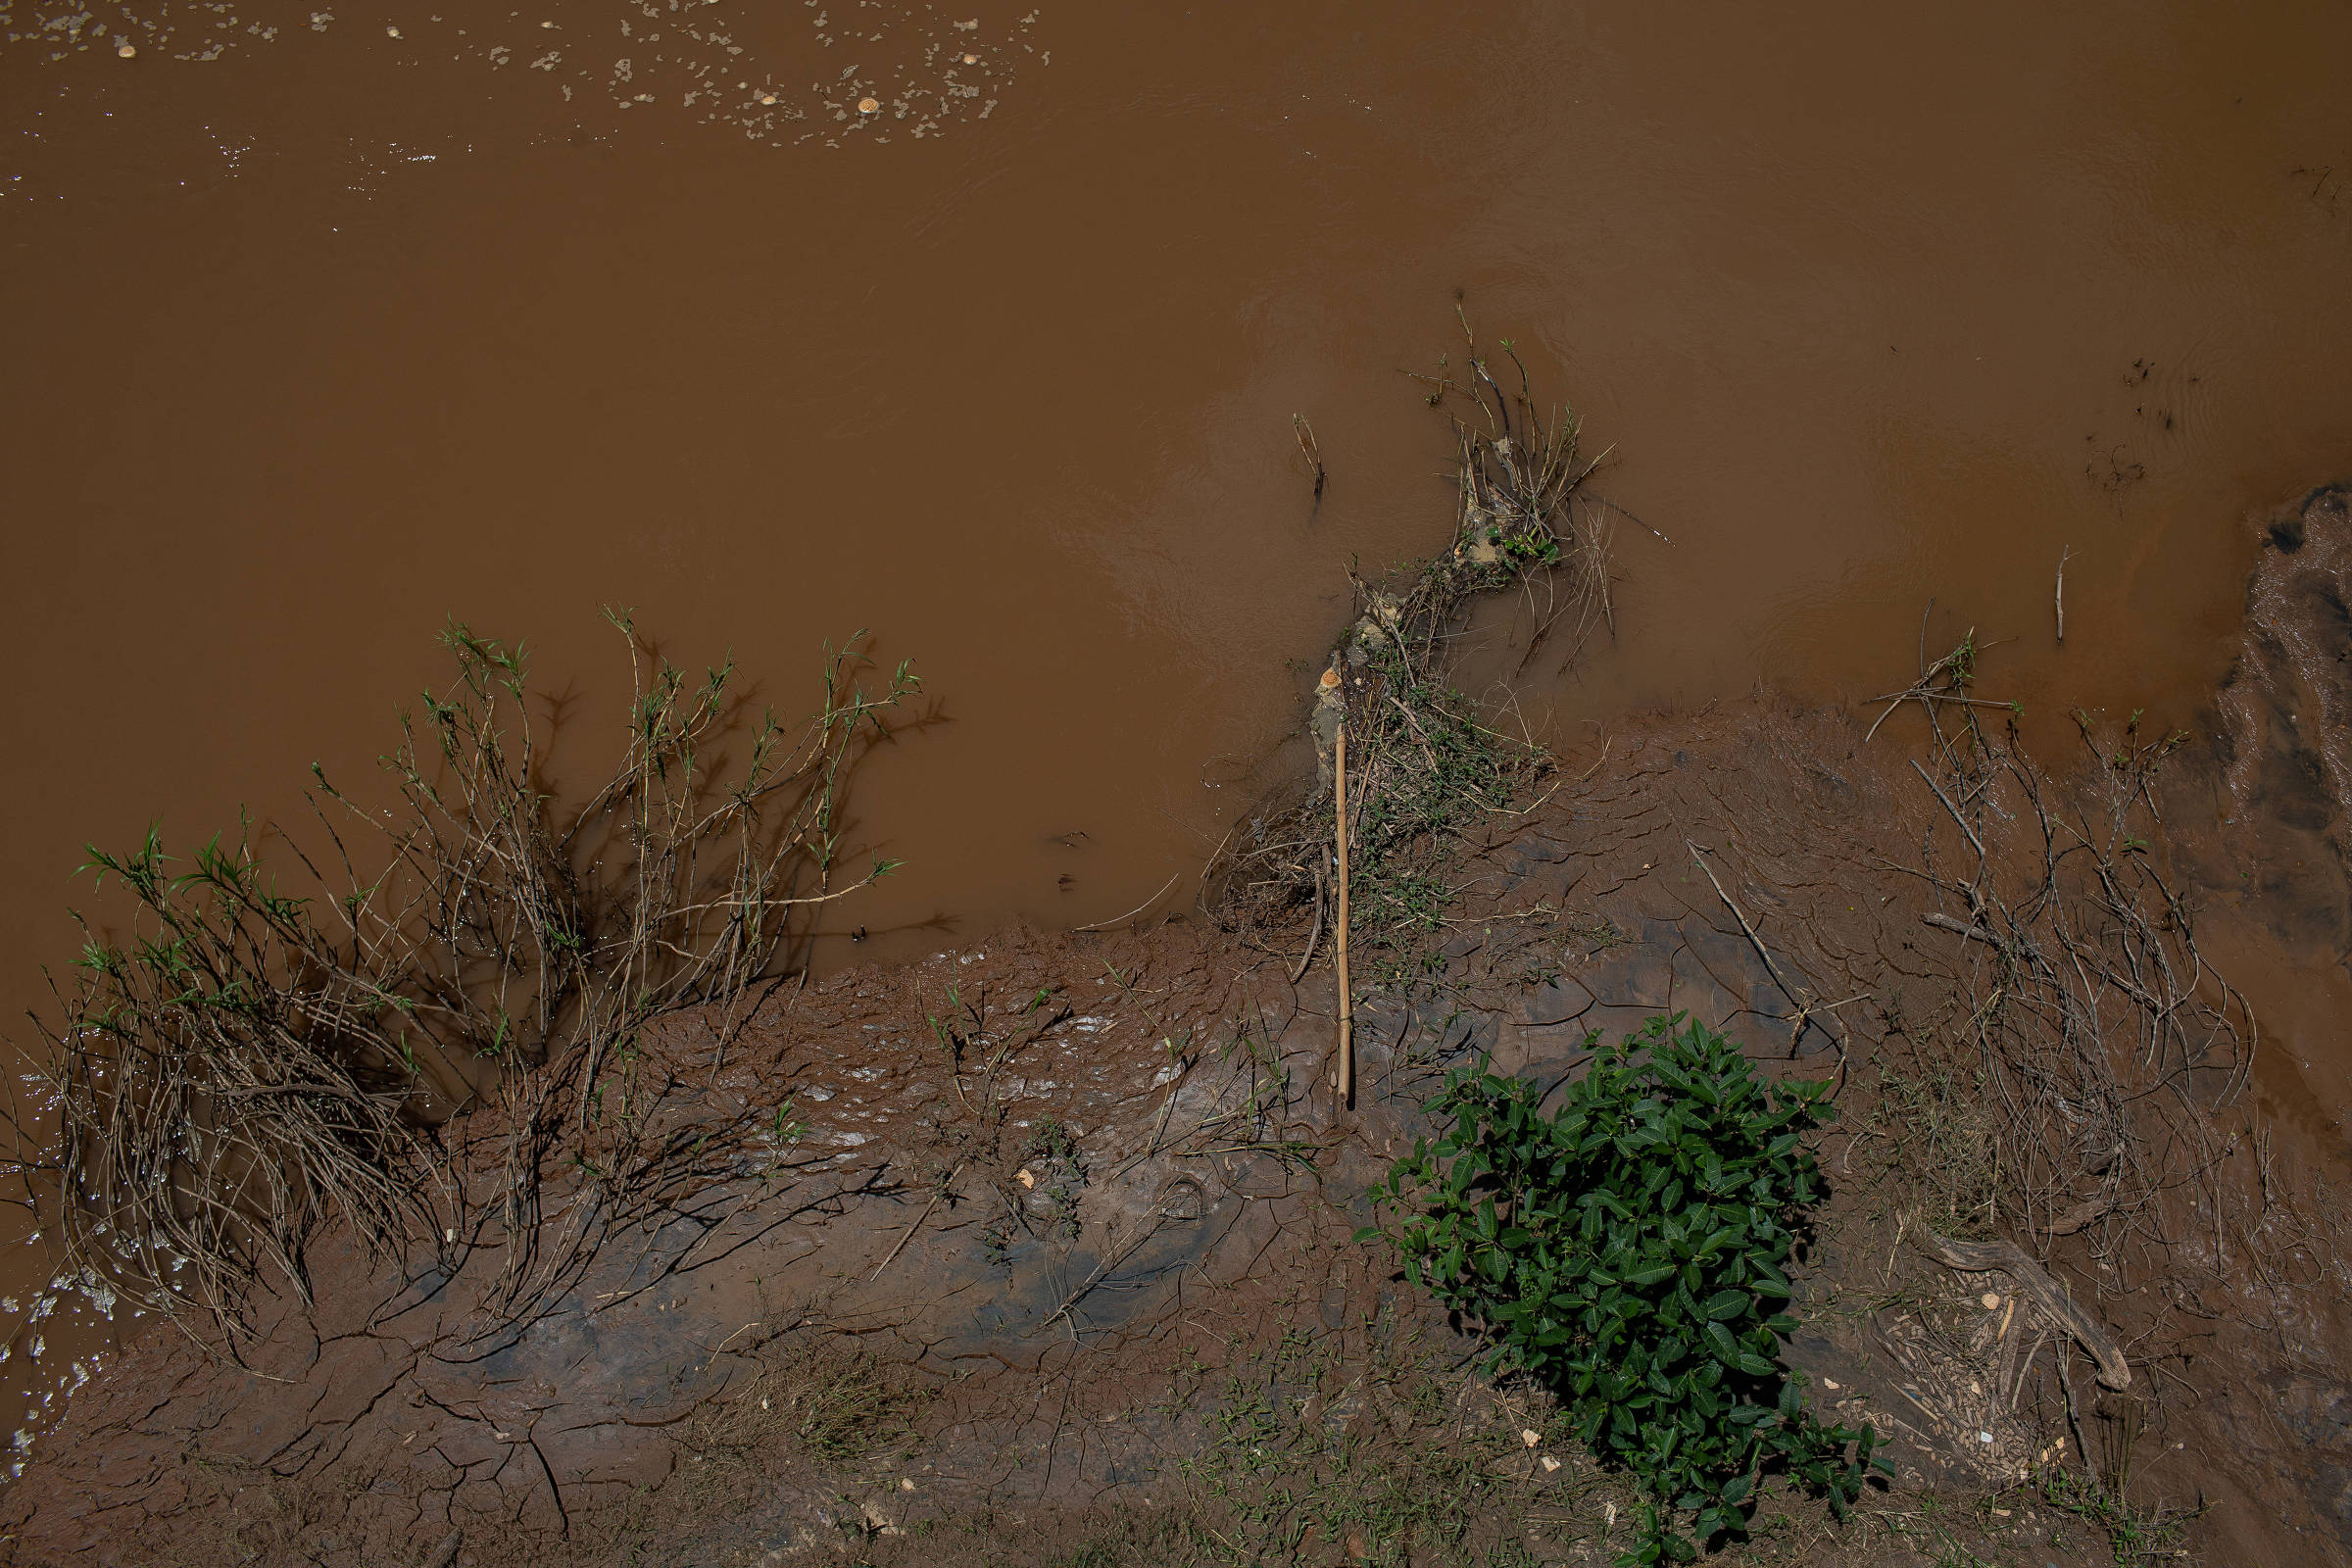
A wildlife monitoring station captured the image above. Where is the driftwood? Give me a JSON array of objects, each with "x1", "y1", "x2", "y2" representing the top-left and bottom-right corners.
[
  {"x1": 1919, "y1": 910, "x2": 1997, "y2": 947},
  {"x1": 1910, "y1": 1224, "x2": 2132, "y2": 1391}
]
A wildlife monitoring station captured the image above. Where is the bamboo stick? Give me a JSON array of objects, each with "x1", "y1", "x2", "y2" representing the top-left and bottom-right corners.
[{"x1": 1336, "y1": 718, "x2": 1353, "y2": 1106}]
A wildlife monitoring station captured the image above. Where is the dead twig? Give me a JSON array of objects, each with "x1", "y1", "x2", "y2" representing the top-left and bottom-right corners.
[
  {"x1": 1073, "y1": 871, "x2": 1183, "y2": 934},
  {"x1": 1684, "y1": 839, "x2": 1843, "y2": 1056},
  {"x1": 1289, "y1": 848, "x2": 1328, "y2": 987},
  {"x1": 1293, "y1": 414, "x2": 1327, "y2": 511},
  {"x1": 870, "y1": 1161, "x2": 965, "y2": 1282},
  {"x1": 1336, "y1": 719, "x2": 1353, "y2": 1108}
]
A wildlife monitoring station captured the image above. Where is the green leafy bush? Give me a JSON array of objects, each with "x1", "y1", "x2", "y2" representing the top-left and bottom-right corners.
[{"x1": 1360, "y1": 1015, "x2": 1883, "y2": 1563}]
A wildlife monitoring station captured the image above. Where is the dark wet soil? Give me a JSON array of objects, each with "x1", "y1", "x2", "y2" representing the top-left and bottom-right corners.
[{"x1": 16, "y1": 479, "x2": 2352, "y2": 1564}]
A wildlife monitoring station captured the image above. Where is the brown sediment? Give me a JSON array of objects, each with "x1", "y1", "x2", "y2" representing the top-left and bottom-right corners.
[{"x1": 12, "y1": 473, "x2": 2352, "y2": 1563}]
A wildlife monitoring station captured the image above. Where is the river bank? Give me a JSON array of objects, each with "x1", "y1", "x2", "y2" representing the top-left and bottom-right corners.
[
  {"x1": 8, "y1": 482, "x2": 2352, "y2": 1566},
  {"x1": 13, "y1": 0, "x2": 2352, "y2": 1479}
]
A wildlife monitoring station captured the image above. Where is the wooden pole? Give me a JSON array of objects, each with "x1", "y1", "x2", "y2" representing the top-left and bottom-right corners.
[{"x1": 1335, "y1": 718, "x2": 1353, "y2": 1107}]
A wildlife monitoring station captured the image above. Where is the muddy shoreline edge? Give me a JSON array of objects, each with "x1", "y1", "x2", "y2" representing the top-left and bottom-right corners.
[{"x1": 8, "y1": 486, "x2": 2352, "y2": 1568}]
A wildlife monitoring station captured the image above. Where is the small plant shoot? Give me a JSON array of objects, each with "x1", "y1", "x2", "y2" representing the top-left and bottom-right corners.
[{"x1": 1360, "y1": 1015, "x2": 1884, "y2": 1563}]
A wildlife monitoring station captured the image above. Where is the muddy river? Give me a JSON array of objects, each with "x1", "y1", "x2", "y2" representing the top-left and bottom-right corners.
[{"x1": 3, "y1": 0, "x2": 2349, "y2": 1474}]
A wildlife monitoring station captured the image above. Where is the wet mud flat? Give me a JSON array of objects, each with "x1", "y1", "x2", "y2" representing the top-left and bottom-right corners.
[{"x1": 13, "y1": 487, "x2": 2352, "y2": 1567}]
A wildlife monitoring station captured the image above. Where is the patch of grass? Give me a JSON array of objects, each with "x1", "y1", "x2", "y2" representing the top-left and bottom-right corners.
[
  {"x1": 1879, "y1": 1496, "x2": 2004, "y2": 1568},
  {"x1": 1018, "y1": 1118, "x2": 1087, "y2": 1244},
  {"x1": 1341, "y1": 653, "x2": 1549, "y2": 985},
  {"x1": 2038, "y1": 1466, "x2": 2197, "y2": 1567},
  {"x1": 1867, "y1": 1065, "x2": 2002, "y2": 1239},
  {"x1": 1170, "y1": 1330, "x2": 1552, "y2": 1568},
  {"x1": 690, "y1": 1340, "x2": 928, "y2": 1479}
]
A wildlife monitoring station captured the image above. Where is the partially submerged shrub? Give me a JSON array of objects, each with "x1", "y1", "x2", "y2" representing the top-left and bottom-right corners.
[
  {"x1": 1361, "y1": 1015, "x2": 1883, "y2": 1563},
  {"x1": 11, "y1": 614, "x2": 917, "y2": 1341}
]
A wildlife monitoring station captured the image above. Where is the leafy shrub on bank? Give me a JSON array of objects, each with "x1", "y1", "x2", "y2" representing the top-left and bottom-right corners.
[{"x1": 1360, "y1": 1015, "x2": 1884, "y2": 1563}]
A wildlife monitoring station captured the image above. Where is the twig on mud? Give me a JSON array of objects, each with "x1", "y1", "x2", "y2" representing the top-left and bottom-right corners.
[
  {"x1": 1034, "y1": 1177, "x2": 1201, "y2": 1335},
  {"x1": 1337, "y1": 717, "x2": 1354, "y2": 1109},
  {"x1": 1073, "y1": 871, "x2": 1182, "y2": 933},
  {"x1": 699, "y1": 1318, "x2": 765, "y2": 1372},
  {"x1": 1289, "y1": 847, "x2": 1329, "y2": 987},
  {"x1": 1908, "y1": 1224, "x2": 2131, "y2": 1390},
  {"x1": 870, "y1": 1161, "x2": 965, "y2": 1282},
  {"x1": 1910, "y1": 758, "x2": 1989, "y2": 866},
  {"x1": 1920, "y1": 910, "x2": 1999, "y2": 948},
  {"x1": 1110, "y1": 1064, "x2": 1192, "y2": 1184},
  {"x1": 1684, "y1": 838, "x2": 1844, "y2": 1057}
]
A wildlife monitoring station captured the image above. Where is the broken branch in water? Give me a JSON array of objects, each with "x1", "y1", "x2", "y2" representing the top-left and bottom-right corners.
[
  {"x1": 1587, "y1": 491, "x2": 1674, "y2": 546},
  {"x1": 1863, "y1": 625, "x2": 2015, "y2": 744},
  {"x1": 1207, "y1": 318, "x2": 1606, "y2": 982},
  {"x1": 1293, "y1": 414, "x2": 1327, "y2": 511},
  {"x1": 2056, "y1": 544, "x2": 2073, "y2": 645}
]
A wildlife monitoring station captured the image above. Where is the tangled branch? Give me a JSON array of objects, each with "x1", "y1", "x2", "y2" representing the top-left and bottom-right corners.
[
  {"x1": 1885, "y1": 637, "x2": 2254, "y2": 1301},
  {"x1": 1206, "y1": 318, "x2": 1610, "y2": 976}
]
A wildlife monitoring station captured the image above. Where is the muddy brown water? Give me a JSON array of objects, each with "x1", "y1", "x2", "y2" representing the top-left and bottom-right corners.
[{"x1": 4, "y1": 0, "x2": 2350, "y2": 1485}]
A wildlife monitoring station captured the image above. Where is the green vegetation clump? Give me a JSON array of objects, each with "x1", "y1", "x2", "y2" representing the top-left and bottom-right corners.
[{"x1": 1362, "y1": 1015, "x2": 1884, "y2": 1563}]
